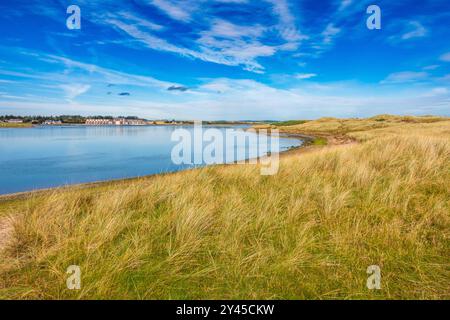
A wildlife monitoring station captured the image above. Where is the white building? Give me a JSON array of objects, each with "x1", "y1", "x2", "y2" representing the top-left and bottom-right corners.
[
  {"x1": 85, "y1": 119, "x2": 114, "y2": 125},
  {"x1": 85, "y1": 118, "x2": 146, "y2": 126},
  {"x1": 43, "y1": 120, "x2": 62, "y2": 125}
]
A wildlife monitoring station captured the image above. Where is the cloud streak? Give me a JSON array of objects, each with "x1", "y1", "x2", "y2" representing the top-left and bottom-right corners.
[{"x1": 59, "y1": 84, "x2": 91, "y2": 100}]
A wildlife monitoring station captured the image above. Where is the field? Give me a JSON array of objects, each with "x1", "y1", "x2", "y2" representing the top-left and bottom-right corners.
[{"x1": 0, "y1": 115, "x2": 449, "y2": 299}]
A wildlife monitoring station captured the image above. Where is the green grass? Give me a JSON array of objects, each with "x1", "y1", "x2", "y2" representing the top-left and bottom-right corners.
[
  {"x1": 312, "y1": 137, "x2": 328, "y2": 145},
  {"x1": 0, "y1": 117, "x2": 449, "y2": 299}
]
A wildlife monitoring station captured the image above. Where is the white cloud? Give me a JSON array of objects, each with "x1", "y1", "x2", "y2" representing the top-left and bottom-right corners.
[
  {"x1": 421, "y1": 87, "x2": 449, "y2": 97},
  {"x1": 46, "y1": 54, "x2": 173, "y2": 88},
  {"x1": 77, "y1": 1, "x2": 312, "y2": 73},
  {"x1": 322, "y1": 23, "x2": 341, "y2": 44},
  {"x1": 439, "y1": 74, "x2": 450, "y2": 82},
  {"x1": 113, "y1": 11, "x2": 164, "y2": 31},
  {"x1": 59, "y1": 84, "x2": 91, "y2": 100},
  {"x1": 108, "y1": 15, "x2": 279, "y2": 73},
  {"x1": 2, "y1": 50, "x2": 180, "y2": 99},
  {"x1": 149, "y1": 0, "x2": 195, "y2": 22},
  {"x1": 295, "y1": 73, "x2": 317, "y2": 79},
  {"x1": 381, "y1": 71, "x2": 429, "y2": 84},
  {"x1": 440, "y1": 52, "x2": 450, "y2": 62},
  {"x1": 401, "y1": 21, "x2": 427, "y2": 40},
  {"x1": 338, "y1": 0, "x2": 352, "y2": 11},
  {"x1": 264, "y1": 0, "x2": 306, "y2": 44},
  {"x1": 197, "y1": 20, "x2": 277, "y2": 72},
  {"x1": 423, "y1": 65, "x2": 440, "y2": 71},
  {"x1": 206, "y1": 19, "x2": 266, "y2": 39},
  {"x1": 105, "y1": 19, "x2": 197, "y2": 58}
]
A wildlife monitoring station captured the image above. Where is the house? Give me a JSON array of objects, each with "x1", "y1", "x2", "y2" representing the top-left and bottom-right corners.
[
  {"x1": 6, "y1": 119, "x2": 23, "y2": 123},
  {"x1": 43, "y1": 120, "x2": 62, "y2": 125}
]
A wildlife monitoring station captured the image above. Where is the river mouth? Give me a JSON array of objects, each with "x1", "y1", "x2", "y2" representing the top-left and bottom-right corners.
[{"x1": 0, "y1": 125, "x2": 303, "y2": 195}]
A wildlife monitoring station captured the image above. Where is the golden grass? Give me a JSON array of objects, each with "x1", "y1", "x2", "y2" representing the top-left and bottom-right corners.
[
  {"x1": 0, "y1": 117, "x2": 449, "y2": 299},
  {"x1": 274, "y1": 114, "x2": 449, "y2": 135}
]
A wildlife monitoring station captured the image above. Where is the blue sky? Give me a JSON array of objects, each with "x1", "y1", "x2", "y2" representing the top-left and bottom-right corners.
[{"x1": 0, "y1": 0, "x2": 449, "y2": 120}]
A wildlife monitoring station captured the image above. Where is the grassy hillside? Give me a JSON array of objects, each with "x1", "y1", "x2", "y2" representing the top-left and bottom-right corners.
[
  {"x1": 0, "y1": 117, "x2": 449, "y2": 299},
  {"x1": 262, "y1": 115, "x2": 448, "y2": 135}
]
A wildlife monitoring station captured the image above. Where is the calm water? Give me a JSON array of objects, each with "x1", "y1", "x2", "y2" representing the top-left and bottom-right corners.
[{"x1": 0, "y1": 125, "x2": 302, "y2": 194}]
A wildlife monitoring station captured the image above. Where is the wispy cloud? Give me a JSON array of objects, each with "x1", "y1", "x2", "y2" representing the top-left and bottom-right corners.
[
  {"x1": 197, "y1": 19, "x2": 277, "y2": 73},
  {"x1": 322, "y1": 23, "x2": 341, "y2": 44},
  {"x1": 147, "y1": 0, "x2": 196, "y2": 22},
  {"x1": 440, "y1": 52, "x2": 450, "y2": 62},
  {"x1": 401, "y1": 21, "x2": 427, "y2": 40},
  {"x1": 0, "y1": 49, "x2": 183, "y2": 103},
  {"x1": 45, "y1": 54, "x2": 173, "y2": 88},
  {"x1": 338, "y1": 0, "x2": 353, "y2": 11},
  {"x1": 421, "y1": 87, "x2": 448, "y2": 97},
  {"x1": 113, "y1": 11, "x2": 164, "y2": 31},
  {"x1": 59, "y1": 84, "x2": 91, "y2": 100},
  {"x1": 103, "y1": 6, "x2": 305, "y2": 73},
  {"x1": 423, "y1": 65, "x2": 440, "y2": 71},
  {"x1": 265, "y1": 0, "x2": 305, "y2": 43},
  {"x1": 108, "y1": 17, "x2": 275, "y2": 73},
  {"x1": 381, "y1": 71, "x2": 429, "y2": 84},
  {"x1": 295, "y1": 73, "x2": 317, "y2": 79}
]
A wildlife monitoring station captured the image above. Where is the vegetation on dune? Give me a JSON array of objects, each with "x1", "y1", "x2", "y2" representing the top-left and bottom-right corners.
[
  {"x1": 312, "y1": 137, "x2": 328, "y2": 146},
  {"x1": 0, "y1": 117, "x2": 449, "y2": 299},
  {"x1": 275, "y1": 115, "x2": 449, "y2": 135}
]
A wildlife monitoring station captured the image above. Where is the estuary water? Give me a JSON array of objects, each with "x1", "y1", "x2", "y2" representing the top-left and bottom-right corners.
[{"x1": 0, "y1": 125, "x2": 302, "y2": 194}]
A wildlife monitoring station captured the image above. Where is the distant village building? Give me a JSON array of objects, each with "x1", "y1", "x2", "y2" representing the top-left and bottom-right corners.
[
  {"x1": 43, "y1": 120, "x2": 62, "y2": 125},
  {"x1": 126, "y1": 119, "x2": 147, "y2": 126},
  {"x1": 85, "y1": 118, "x2": 146, "y2": 126},
  {"x1": 85, "y1": 119, "x2": 114, "y2": 125},
  {"x1": 6, "y1": 119, "x2": 23, "y2": 123}
]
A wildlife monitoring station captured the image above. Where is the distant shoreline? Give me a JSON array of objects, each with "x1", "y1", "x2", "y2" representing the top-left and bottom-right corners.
[{"x1": 0, "y1": 122, "x2": 261, "y2": 128}]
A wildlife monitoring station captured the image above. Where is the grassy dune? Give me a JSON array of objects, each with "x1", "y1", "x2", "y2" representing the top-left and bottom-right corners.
[
  {"x1": 275, "y1": 114, "x2": 447, "y2": 135},
  {"x1": 0, "y1": 116, "x2": 449, "y2": 299}
]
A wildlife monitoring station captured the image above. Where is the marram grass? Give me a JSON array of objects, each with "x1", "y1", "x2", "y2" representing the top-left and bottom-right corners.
[{"x1": 0, "y1": 118, "x2": 449, "y2": 299}]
